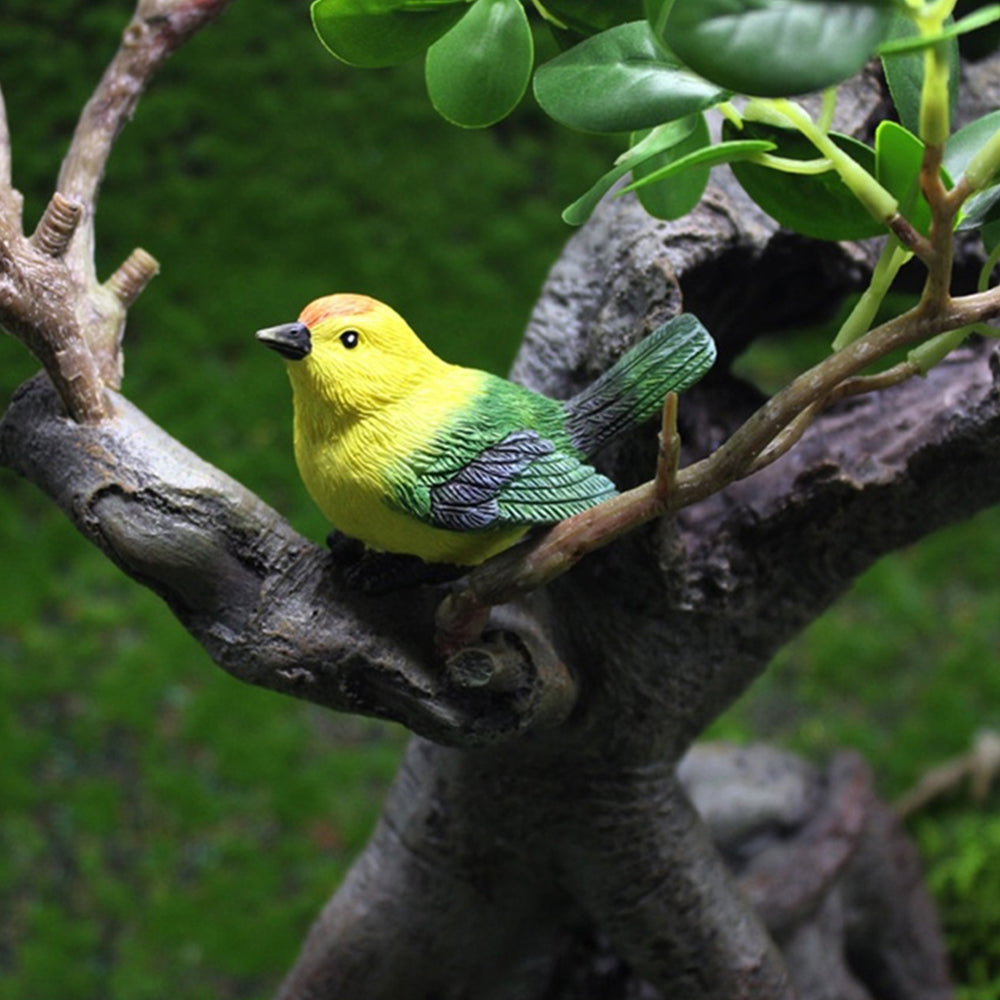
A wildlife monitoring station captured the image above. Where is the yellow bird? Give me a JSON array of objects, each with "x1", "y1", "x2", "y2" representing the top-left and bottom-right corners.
[{"x1": 257, "y1": 294, "x2": 714, "y2": 566}]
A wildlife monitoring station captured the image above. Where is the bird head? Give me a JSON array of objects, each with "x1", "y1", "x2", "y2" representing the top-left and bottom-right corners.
[{"x1": 256, "y1": 293, "x2": 442, "y2": 417}]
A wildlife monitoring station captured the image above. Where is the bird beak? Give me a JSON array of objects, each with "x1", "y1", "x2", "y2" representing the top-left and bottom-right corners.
[{"x1": 256, "y1": 321, "x2": 312, "y2": 361}]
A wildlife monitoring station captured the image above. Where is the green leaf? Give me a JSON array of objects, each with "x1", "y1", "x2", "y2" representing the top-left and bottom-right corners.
[
  {"x1": 532, "y1": 21, "x2": 727, "y2": 133},
  {"x1": 541, "y1": 0, "x2": 644, "y2": 35},
  {"x1": 561, "y1": 118, "x2": 699, "y2": 225},
  {"x1": 878, "y1": 4, "x2": 1000, "y2": 54},
  {"x1": 946, "y1": 110, "x2": 1000, "y2": 231},
  {"x1": 881, "y1": 12, "x2": 960, "y2": 134},
  {"x1": 725, "y1": 119, "x2": 883, "y2": 240},
  {"x1": 982, "y1": 215, "x2": 1000, "y2": 254},
  {"x1": 624, "y1": 136, "x2": 775, "y2": 194},
  {"x1": 959, "y1": 185, "x2": 1000, "y2": 232},
  {"x1": 311, "y1": 0, "x2": 465, "y2": 67},
  {"x1": 643, "y1": 0, "x2": 674, "y2": 36},
  {"x1": 317, "y1": 0, "x2": 465, "y2": 12},
  {"x1": 944, "y1": 109, "x2": 1000, "y2": 179},
  {"x1": 662, "y1": 0, "x2": 896, "y2": 97},
  {"x1": 425, "y1": 0, "x2": 534, "y2": 128},
  {"x1": 875, "y1": 121, "x2": 933, "y2": 235},
  {"x1": 629, "y1": 115, "x2": 712, "y2": 219}
]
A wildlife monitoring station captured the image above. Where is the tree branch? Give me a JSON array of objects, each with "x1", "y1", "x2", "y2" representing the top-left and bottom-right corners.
[
  {"x1": 556, "y1": 764, "x2": 795, "y2": 998},
  {"x1": 0, "y1": 197, "x2": 111, "y2": 423},
  {"x1": 2, "y1": 36, "x2": 981, "y2": 996},
  {"x1": 0, "y1": 0, "x2": 234, "y2": 419},
  {"x1": 919, "y1": 139, "x2": 955, "y2": 310},
  {"x1": 432, "y1": 55, "x2": 1000, "y2": 652},
  {"x1": 437, "y1": 285, "x2": 1000, "y2": 650},
  {"x1": 677, "y1": 286, "x2": 1000, "y2": 504},
  {"x1": 0, "y1": 377, "x2": 577, "y2": 747},
  {"x1": 58, "y1": 0, "x2": 234, "y2": 294},
  {"x1": 682, "y1": 745, "x2": 951, "y2": 1000},
  {"x1": 277, "y1": 738, "x2": 948, "y2": 1000},
  {"x1": 435, "y1": 394, "x2": 681, "y2": 655},
  {"x1": 0, "y1": 81, "x2": 11, "y2": 193}
]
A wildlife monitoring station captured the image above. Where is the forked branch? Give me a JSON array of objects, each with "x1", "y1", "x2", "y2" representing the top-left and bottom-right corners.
[
  {"x1": 0, "y1": 0, "x2": 235, "y2": 420},
  {"x1": 438, "y1": 285, "x2": 1000, "y2": 650},
  {"x1": 0, "y1": 83, "x2": 12, "y2": 194},
  {"x1": 435, "y1": 100, "x2": 1000, "y2": 653},
  {"x1": 56, "y1": 0, "x2": 234, "y2": 292}
]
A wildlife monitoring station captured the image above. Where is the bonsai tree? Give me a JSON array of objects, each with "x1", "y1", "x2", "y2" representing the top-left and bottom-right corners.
[{"x1": 2, "y1": 0, "x2": 999, "y2": 996}]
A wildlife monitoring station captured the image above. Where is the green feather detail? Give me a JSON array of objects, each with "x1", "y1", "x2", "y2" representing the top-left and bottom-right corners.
[
  {"x1": 387, "y1": 315, "x2": 715, "y2": 535},
  {"x1": 389, "y1": 378, "x2": 614, "y2": 532},
  {"x1": 564, "y1": 313, "x2": 716, "y2": 455}
]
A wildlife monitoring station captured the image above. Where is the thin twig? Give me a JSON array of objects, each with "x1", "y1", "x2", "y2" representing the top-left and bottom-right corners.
[
  {"x1": 57, "y1": 0, "x2": 237, "y2": 283},
  {"x1": 745, "y1": 399, "x2": 825, "y2": 476},
  {"x1": 746, "y1": 361, "x2": 921, "y2": 476},
  {"x1": 896, "y1": 730, "x2": 1000, "y2": 819},
  {"x1": 830, "y1": 360, "x2": 922, "y2": 401},
  {"x1": 0, "y1": 1, "x2": 235, "y2": 419},
  {"x1": 919, "y1": 141, "x2": 957, "y2": 310},
  {"x1": 437, "y1": 285, "x2": 1000, "y2": 651},
  {"x1": 673, "y1": 287, "x2": 1000, "y2": 510},
  {"x1": 0, "y1": 81, "x2": 22, "y2": 228},
  {"x1": 436, "y1": 394, "x2": 683, "y2": 655},
  {"x1": 654, "y1": 391, "x2": 681, "y2": 504},
  {"x1": 887, "y1": 212, "x2": 933, "y2": 261},
  {"x1": 31, "y1": 193, "x2": 83, "y2": 259},
  {"x1": 945, "y1": 172, "x2": 974, "y2": 216},
  {"x1": 0, "y1": 81, "x2": 10, "y2": 190},
  {"x1": 106, "y1": 247, "x2": 160, "y2": 308}
]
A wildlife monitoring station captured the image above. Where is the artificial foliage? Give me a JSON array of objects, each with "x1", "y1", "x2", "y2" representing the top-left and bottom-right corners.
[{"x1": 2, "y1": 0, "x2": 1000, "y2": 996}]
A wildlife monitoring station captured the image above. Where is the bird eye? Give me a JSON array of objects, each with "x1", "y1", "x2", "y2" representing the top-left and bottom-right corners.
[{"x1": 340, "y1": 329, "x2": 359, "y2": 349}]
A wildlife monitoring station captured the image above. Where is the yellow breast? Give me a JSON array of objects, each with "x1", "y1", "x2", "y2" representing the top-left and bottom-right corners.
[{"x1": 291, "y1": 365, "x2": 525, "y2": 565}]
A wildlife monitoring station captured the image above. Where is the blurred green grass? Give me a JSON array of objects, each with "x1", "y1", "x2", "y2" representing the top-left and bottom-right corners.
[{"x1": 1, "y1": 3, "x2": 998, "y2": 996}]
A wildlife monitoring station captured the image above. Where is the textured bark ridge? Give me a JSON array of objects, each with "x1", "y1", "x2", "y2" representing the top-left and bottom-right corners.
[
  {"x1": 266, "y1": 174, "x2": 992, "y2": 997},
  {"x1": 5, "y1": 44, "x2": 1000, "y2": 1000}
]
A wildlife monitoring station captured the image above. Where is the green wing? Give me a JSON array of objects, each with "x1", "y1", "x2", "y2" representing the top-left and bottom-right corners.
[
  {"x1": 390, "y1": 385, "x2": 617, "y2": 532},
  {"x1": 564, "y1": 313, "x2": 716, "y2": 455}
]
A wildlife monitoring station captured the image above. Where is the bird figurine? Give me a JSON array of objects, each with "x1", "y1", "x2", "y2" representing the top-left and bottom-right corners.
[{"x1": 257, "y1": 294, "x2": 715, "y2": 567}]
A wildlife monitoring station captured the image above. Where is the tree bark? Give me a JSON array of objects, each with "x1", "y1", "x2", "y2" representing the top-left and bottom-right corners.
[{"x1": 6, "y1": 176, "x2": 989, "y2": 996}]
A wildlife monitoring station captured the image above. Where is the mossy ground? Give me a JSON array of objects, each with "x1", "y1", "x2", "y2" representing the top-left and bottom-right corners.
[{"x1": 0, "y1": 3, "x2": 997, "y2": 996}]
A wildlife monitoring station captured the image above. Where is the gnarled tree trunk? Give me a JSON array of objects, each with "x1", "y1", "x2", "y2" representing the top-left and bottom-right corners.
[{"x1": 3, "y1": 4, "x2": 999, "y2": 996}]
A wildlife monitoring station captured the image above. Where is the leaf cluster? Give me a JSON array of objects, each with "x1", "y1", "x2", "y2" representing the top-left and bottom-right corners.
[
  {"x1": 310, "y1": 0, "x2": 1000, "y2": 250},
  {"x1": 311, "y1": 1, "x2": 1000, "y2": 651}
]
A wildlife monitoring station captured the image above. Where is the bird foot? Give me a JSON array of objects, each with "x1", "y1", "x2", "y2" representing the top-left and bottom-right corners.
[{"x1": 326, "y1": 531, "x2": 466, "y2": 594}]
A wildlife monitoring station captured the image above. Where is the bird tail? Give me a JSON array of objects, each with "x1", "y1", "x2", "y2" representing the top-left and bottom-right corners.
[{"x1": 563, "y1": 314, "x2": 716, "y2": 456}]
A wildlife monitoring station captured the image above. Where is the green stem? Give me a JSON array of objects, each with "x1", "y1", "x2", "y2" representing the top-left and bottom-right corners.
[
  {"x1": 979, "y1": 237, "x2": 1000, "y2": 292},
  {"x1": 907, "y1": 325, "x2": 971, "y2": 372},
  {"x1": 919, "y1": 39, "x2": 951, "y2": 147},
  {"x1": 960, "y1": 238, "x2": 1000, "y2": 339},
  {"x1": 749, "y1": 152, "x2": 832, "y2": 175},
  {"x1": 528, "y1": 0, "x2": 567, "y2": 28},
  {"x1": 922, "y1": 0, "x2": 957, "y2": 23},
  {"x1": 962, "y1": 125, "x2": 1000, "y2": 194},
  {"x1": 818, "y1": 88, "x2": 837, "y2": 133},
  {"x1": 832, "y1": 238, "x2": 912, "y2": 350},
  {"x1": 717, "y1": 101, "x2": 743, "y2": 131},
  {"x1": 773, "y1": 99, "x2": 899, "y2": 224},
  {"x1": 742, "y1": 98, "x2": 797, "y2": 130}
]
